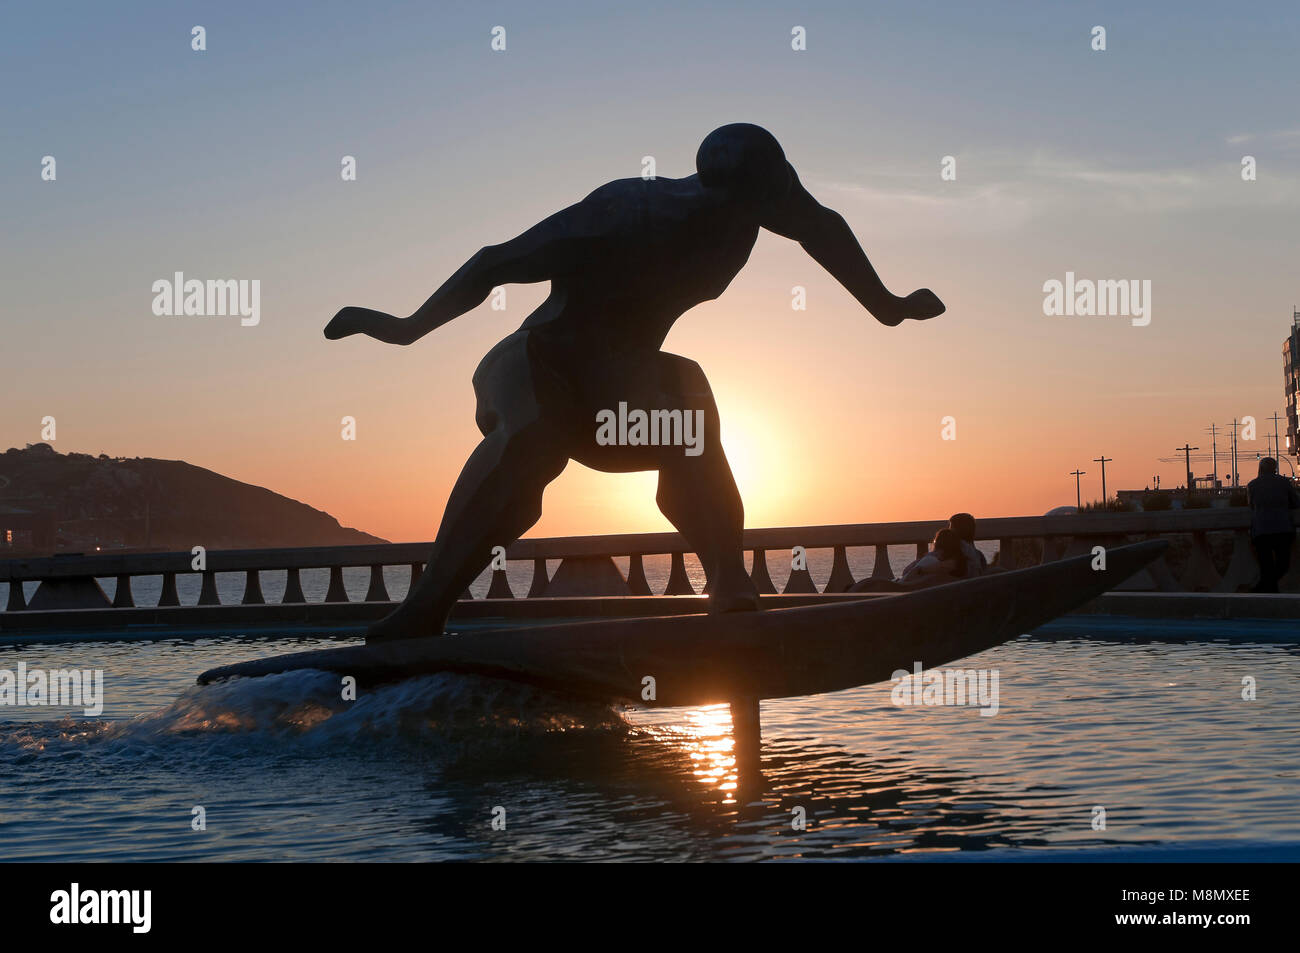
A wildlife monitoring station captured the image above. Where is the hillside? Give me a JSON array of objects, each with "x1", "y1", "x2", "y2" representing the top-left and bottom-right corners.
[{"x1": 0, "y1": 444, "x2": 387, "y2": 554}]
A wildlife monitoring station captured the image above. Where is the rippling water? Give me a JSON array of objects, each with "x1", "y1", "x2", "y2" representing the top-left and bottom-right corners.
[{"x1": 1, "y1": 622, "x2": 1297, "y2": 861}]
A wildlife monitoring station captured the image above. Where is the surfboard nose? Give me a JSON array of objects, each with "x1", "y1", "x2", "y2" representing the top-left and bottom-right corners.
[{"x1": 1002, "y1": 538, "x2": 1168, "y2": 637}]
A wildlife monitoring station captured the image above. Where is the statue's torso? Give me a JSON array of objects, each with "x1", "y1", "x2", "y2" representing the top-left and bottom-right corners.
[{"x1": 520, "y1": 175, "x2": 760, "y2": 354}]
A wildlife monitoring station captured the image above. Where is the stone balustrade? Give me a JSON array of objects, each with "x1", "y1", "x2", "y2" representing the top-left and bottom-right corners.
[{"x1": 2, "y1": 509, "x2": 1298, "y2": 616}]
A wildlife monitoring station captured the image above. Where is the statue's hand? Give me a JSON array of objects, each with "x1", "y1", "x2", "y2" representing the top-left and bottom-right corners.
[
  {"x1": 325, "y1": 307, "x2": 368, "y2": 340},
  {"x1": 901, "y1": 288, "x2": 945, "y2": 321},
  {"x1": 325, "y1": 307, "x2": 418, "y2": 345}
]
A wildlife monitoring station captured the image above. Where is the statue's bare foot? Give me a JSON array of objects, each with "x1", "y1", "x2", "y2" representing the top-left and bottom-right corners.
[
  {"x1": 708, "y1": 568, "x2": 760, "y2": 614},
  {"x1": 711, "y1": 589, "x2": 759, "y2": 613},
  {"x1": 365, "y1": 604, "x2": 443, "y2": 643}
]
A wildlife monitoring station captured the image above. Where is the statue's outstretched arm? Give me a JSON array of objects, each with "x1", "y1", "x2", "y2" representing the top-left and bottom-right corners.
[
  {"x1": 326, "y1": 203, "x2": 594, "y2": 345},
  {"x1": 762, "y1": 164, "x2": 945, "y2": 327}
]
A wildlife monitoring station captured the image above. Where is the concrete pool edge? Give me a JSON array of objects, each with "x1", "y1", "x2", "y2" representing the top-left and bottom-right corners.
[
  {"x1": 847, "y1": 841, "x2": 1300, "y2": 862},
  {"x1": 1079, "y1": 591, "x2": 1300, "y2": 621}
]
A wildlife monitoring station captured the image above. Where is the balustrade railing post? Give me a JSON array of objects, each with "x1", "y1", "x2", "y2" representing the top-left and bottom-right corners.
[
  {"x1": 869, "y1": 543, "x2": 893, "y2": 580},
  {"x1": 6, "y1": 580, "x2": 27, "y2": 612},
  {"x1": 325, "y1": 566, "x2": 349, "y2": 603},
  {"x1": 997, "y1": 538, "x2": 1016, "y2": 570},
  {"x1": 241, "y1": 569, "x2": 265, "y2": 605},
  {"x1": 525, "y1": 558, "x2": 548, "y2": 597},
  {"x1": 364, "y1": 564, "x2": 390, "y2": 602},
  {"x1": 626, "y1": 554, "x2": 651, "y2": 596},
  {"x1": 664, "y1": 552, "x2": 695, "y2": 595},
  {"x1": 547, "y1": 556, "x2": 630, "y2": 596},
  {"x1": 749, "y1": 548, "x2": 777, "y2": 594},
  {"x1": 1062, "y1": 535, "x2": 1098, "y2": 560},
  {"x1": 486, "y1": 564, "x2": 514, "y2": 598},
  {"x1": 198, "y1": 570, "x2": 221, "y2": 606},
  {"x1": 282, "y1": 567, "x2": 306, "y2": 604},
  {"x1": 825, "y1": 544, "x2": 856, "y2": 592},
  {"x1": 1181, "y1": 531, "x2": 1221, "y2": 592},
  {"x1": 1138, "y1": 537, "x2": 1182, "y2": 591},
  {"x1": 158, "y1": 572, "x2": 180, "y2": 607},
  {"x1": 783, "y1": 546, "x2": 818, "y2": 594},
  {"x1": 111, "y1": 574, "x2": 134, "y2": 608},
  {"x1": 1216, "y1": 530, "x2": 1257, "y2": 593}
]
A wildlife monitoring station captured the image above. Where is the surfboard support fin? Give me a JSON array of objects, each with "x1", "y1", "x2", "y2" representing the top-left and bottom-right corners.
[{"x1": 730, "y1": 695, "x2": 762, "y2": 781}]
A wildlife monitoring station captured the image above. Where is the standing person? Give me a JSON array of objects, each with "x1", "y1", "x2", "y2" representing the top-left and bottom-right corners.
[
  {"x1": 1246, "y1": 458, "x2": 1300, "y2": 593},
  {"x1": 948, "y1": 512, "x2": 987, "y2": 576}
]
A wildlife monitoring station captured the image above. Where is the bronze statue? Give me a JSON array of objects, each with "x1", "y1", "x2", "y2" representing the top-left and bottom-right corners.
[{"x1": 325, "y1": 123, "x2": 945, "y2": 641}]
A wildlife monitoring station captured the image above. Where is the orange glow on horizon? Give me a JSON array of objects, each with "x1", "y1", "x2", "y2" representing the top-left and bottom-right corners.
[{"x1": 9, "y1": 202, "x2": 1289, "y2": 544}]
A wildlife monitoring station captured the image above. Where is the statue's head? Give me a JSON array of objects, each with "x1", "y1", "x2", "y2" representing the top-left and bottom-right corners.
[
  {"x1": 1259, "y1": 457, "x2": 1278, "y2": 476},
  {"x1": 696, "y1": 123, "x2": 791, "y2": 206}
]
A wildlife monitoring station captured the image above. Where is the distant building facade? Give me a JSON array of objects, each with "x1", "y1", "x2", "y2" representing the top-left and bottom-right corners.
[
  {"x1": 1287, "y1": 310, "x2": 1300, "y2": 457},
  {"x1": 0, "y1": 503, "x2": 57, "y2": 553}
]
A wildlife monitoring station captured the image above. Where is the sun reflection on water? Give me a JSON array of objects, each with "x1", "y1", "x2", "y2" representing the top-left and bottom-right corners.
[{"x1": 658, "y1": 703, "x2": 742, "y2": 801}]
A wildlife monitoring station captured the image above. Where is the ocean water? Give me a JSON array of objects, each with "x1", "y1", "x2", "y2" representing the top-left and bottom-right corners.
[{"x1": 1, "y1": 623, "x2": 1297, "y2": 861}]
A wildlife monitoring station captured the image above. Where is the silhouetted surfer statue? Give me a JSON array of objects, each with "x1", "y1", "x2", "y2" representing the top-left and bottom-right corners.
[{"x1": 326, "y1": 123, "x2": 945, "y2": 642}]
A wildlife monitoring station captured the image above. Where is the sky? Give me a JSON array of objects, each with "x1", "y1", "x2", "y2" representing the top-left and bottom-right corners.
[{"x1": 3, "y1": 0, "x2": 1299, "y2": 542}]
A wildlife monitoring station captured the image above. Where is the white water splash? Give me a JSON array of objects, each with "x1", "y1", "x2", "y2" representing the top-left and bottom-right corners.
[{"x1": 0, "y1": 670, "x2": 626, "y2": 757}]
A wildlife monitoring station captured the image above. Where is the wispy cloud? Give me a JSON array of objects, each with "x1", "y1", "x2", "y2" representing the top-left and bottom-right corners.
[
  {"x1": 1226, "y1": 128, "x2": 1300, "y2": 146},
  {"x1": 1023, "y1": 154, "x2": 1202, "y2": 190},
  {"x1": 813, "y1": 148, "x2": 1300, "y2": 233}
]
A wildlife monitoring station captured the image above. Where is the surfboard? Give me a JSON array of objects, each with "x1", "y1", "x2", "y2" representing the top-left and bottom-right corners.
[{"x1": 197, "y1": 540, "x2": 1165, "y2": 707}]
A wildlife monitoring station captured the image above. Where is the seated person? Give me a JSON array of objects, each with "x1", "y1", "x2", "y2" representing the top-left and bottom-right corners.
[
  {"x1": 900, "y1": 528, "x2": 968, "y2": 583},
  {"x1": 850, "y1": 528, "x2": 968, "y2": 592},
  {"x1": 949, "y1": 512, "x2": 988, "y2": 575}
]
